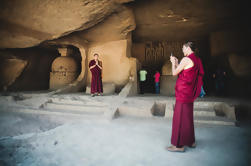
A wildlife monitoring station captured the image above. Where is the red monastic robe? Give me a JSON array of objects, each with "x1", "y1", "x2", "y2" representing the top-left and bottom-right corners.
[
  {"x1": 89, "y1": 60, "x2": 103, "y2": 94},
  {"x1": 171, "y1": 53, "x2": 204, "y2": 147}
]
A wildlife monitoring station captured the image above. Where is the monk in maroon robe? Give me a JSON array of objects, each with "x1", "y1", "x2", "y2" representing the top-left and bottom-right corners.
[
  {"x1": 89, "y1": 53, "x2": 103, "y2": 97},
  {"x1": 167, "y1": 42, "x2": 204, "y2": 152}
]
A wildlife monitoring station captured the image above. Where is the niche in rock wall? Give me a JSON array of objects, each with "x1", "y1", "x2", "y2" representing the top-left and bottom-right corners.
[{"x1": 49, "y1": 46, "x2": 82, "y2": 90}]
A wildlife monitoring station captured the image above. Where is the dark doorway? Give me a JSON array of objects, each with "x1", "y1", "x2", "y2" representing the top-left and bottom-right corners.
[{"x1": 141, "y1": 65, "x2": 162, "y2": 93}]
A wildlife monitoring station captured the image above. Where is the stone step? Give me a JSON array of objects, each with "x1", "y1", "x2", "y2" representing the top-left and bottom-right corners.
[
  {"x1": 44, "y1": 102, "x2": 108, "y2": 115},
  {"x1": 165, "y1": 116, "x2": 235, "y2": 126},
  {"x1": 42, "y1": 100, "x2": 234, "y2": 126},
  {"x1": 118, "y1": 106, "x2": 153, "y2": 118},
  {"x1": 49, "y1": 98, "x2": 109, "y2": 107},
  {"x1": 10, "y1": 103, "x2": 235, "y2": 126},
  {"x1": 194, "y1": 107, "x2": 215, "y2": 111},
  {"x1": 6, "y1": 105, "x2": 107, "y2": 121},
  {"x1": 165, "y1": 101, "x2": 226, "y2": 111},
  {"x1": 193, "y1": 101, "x2": 222, "y2": 107},
  {"x1": 193, "y1": 110, "x2": 215, "y2": 117},
  {"x1": 165, "y1": 109, "x2": 215, "y2": 117},
  {"x1": 194, "y1": 107, "x2": 215, "y2": 116},
  {"x1": 118, "y1": 106, "x2": 216, "y2": 118},
  {"x1": 194, "y1": 116, "x2": 236, "y2": 126},
  {"x1": 166, "y1": 103, "x2": 217, "y2": 111}
]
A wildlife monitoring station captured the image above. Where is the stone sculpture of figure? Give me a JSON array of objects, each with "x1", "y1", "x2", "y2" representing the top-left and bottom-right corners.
[
  {"x1": 145, "y1": 43, "x2": 151, "y2": 63},
  {"x1": 145, "y1": 42, "x2": 155, "y2": 64},
  {"x1": 157, "y1": 43, "x2": 164, "y2": 60},
  {"x1": 89, "y1": 53, "x2": 103, "y2": 97},
  {"x1": 167, "y1": 42, "x2": 204, "y2": 152}
]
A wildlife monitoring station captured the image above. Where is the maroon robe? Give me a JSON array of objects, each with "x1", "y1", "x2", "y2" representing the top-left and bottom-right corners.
[
  {"x1": 171, "y1": 53, "x2": 204, "y2": 147},
  {"x1": 89, "y1": 60, "x2": 103, "y2": 94}
]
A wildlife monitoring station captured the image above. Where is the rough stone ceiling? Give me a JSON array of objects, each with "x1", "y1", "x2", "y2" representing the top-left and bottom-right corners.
[
  {"x1": 130, "y1": 0, "x2": 249, "y2": 42},
  {"x1": 0, "y1": 0, "x2": 133, "y2": 48},
  {"x1": 0, "y1": 0, "x2": 249, "y2": 48}
]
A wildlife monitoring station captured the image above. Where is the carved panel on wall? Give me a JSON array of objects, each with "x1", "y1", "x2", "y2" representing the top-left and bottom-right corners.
[{"x1": 143, "y1": 41, "x2": 183, "y2": 67}]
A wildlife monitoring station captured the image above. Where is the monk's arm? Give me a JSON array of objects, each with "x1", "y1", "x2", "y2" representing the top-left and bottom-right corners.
[
  {"x1": 171, "y1": 58, "x2": 188, "y2": 76},
  {"x1": 89, "y1": 64, "x2": 96, "y2": 70},
  {"x1": 97, "y1": 61, "x2": 102, "y2": 70}
]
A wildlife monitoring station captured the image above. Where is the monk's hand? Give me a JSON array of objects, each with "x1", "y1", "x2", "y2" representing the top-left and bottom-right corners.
[
  {"x1": 170, "y1": 56, "x2": 176, "y2": 64},
  {"x1": 174, "y1": 58, "x2": 178, "y2": 65}
]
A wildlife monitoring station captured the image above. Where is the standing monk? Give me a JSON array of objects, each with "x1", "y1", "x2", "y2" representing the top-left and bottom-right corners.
[
  {"x1": 89, "y1": 53, "x2": 103, "y2": 97},
  {"x1": 167, "y1": 42, "x2": 204, "y2": 152}
]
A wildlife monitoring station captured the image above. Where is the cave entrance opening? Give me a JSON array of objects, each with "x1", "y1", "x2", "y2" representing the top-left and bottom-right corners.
[{"x1": 139, "y1": 64, "x2": 163, "y2": 94}]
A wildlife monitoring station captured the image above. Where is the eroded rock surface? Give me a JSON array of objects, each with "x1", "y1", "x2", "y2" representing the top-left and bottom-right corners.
[{"x1": 0, "y1": 0, "x2": 133, "y2": 48}]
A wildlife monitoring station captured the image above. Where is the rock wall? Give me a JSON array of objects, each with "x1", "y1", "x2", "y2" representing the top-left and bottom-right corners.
[
  {"x1": 210, "y1": 30, "x2": 250, "y2": 56},
  {"x1": 209, "y1": 29, "x2": 251, "y2": 97},
  {"x1": 0, "y1": 0, "x2": 133, "y2": 48},
  {"x1": 160, "y1": 76, "x2": 177, "y2": 96},
  {"x1": 43, "y1": 5, "x2": 136, "y2": 94},
  {"x1": 83, "y1": 6, "x2": 137, "y2": 93},
  {"x1": 132, "y1": 41, "x2": 184, "y2": 69},
  {"x1": 0, "y1": 47, "x2": 59, "y2": 91},
  {"x1": 161, "y1": 61, "x2": 172, "y2": 75},
  {"x1": 87, "y1": 39, "x2": 133, "y2": 91},
  {"x1": 77, "y1": 6, "x2": 136, "y2": 44},
  {"x1": 119, "y1": 57, "x2": 140, "y2": 97},
  {"x1": 0, "y1": 4, "x2": 137, "y2": 94},
  {"x1": 0, "y1": 58, "x2": 28, "y2": 91},
  {"x1": 228, "y1": 54, "x2": 251, "y2": 77}
]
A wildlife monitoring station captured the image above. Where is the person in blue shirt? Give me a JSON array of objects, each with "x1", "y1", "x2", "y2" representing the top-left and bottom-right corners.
[{"x1": 199, "y1": 86, "x2": 206, "y2": 97}]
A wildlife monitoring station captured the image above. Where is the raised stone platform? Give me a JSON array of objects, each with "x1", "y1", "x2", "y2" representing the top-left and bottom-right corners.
[
  {"x1": 85, "y1": 83, "x2": 115, "y2": 95},
  {"x1": 1, "y1": 92, "x2": 249, "y2": 126}
]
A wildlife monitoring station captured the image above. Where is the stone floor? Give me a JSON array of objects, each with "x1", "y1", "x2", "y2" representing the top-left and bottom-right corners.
[{"x1": 0, "y1": 91, "x2": 251, "y2": 166}]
